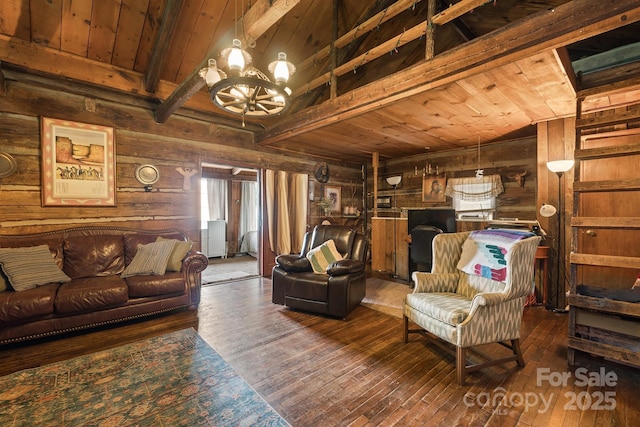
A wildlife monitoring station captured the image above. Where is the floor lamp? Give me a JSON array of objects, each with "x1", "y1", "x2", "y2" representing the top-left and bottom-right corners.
[
  {"x1": 546, "y1": 159, "x2": 575, "y2": 311},
  {"x1": 386, "y1": 175, "x2": 402, "y2": 278}
]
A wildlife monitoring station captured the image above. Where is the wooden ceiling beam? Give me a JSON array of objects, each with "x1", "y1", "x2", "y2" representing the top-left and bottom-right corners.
[
  {"x1": 294, "y1": 21, "x2": 428, "y2": 97},
  {"x1": 256, "y1": 0, "x2": 640, "y2": 145},
  {"x1": 144, "y1": 0, "x2": 182, "y2": 93},
  {"x1": 292, "y1": 0, "x2": 492, "y2": 99},
  {"x1": 296, "y1": 0, "x2": 424, "y2": 72},
  {"x1": 430, "y1": 0, "x2": 492, "y2": 25},
  {"x1": 154, "y1": 0, "x2": 300, "y2": 123}
]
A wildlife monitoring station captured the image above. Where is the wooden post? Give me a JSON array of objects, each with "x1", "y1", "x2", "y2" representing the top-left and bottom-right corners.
[
  {"x1": 426, "y1": 0, "x2": 436, "y2": 59},
  {"x1": 330, "y1": 0, "x2": 338, "y2": 99},
  {"x1": 372, "y1": 152, "x2": 379, "y2": 218}
]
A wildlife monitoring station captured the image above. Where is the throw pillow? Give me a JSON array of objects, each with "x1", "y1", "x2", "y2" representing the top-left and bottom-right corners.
[
  {"x1": 156, "y1": 237, "x2": 193, "y2": 272},
  {"x1": 0, "y1": 245, "x2": 72, "y2": 291},
  {"x1": 306, "y1": 240, "x2": 343, "y2": 274},
  {"x1": 121, "y1": 239, "x2": 177, "y2": 278},
  {"x1": 457, "y1": 229, "x2": 534, "y2": 283}
]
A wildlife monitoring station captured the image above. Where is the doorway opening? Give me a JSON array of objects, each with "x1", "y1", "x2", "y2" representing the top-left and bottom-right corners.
[{"x1": 200, "y1": 163, "x2": 260, "y2": 285}]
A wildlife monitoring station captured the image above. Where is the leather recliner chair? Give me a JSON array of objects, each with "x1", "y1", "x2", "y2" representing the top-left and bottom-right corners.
[{"x1": 272, "y1": 225, "x2": 368, "y2": 318}]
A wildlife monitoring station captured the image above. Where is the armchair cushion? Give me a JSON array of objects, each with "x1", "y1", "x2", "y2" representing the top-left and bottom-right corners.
[
  {"x1": 276, "y1": 254, "x2": 311, "y2": 273},
  {"x1": 406, "y1": 293, "x2": 471, "y2": 326},
  {"x1": 306, "y1": 239, "x2": 343, "y2": 274},
  {"x1": 327, "y1": 259, "x2": 365, "y2": 276}
]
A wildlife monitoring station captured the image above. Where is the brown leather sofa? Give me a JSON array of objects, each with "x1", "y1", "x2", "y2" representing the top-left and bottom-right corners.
[
  {"x1": 0, "y1": 226, "x2": 208, "y2": 345},
  {"x1": 272, "y1": 225, "x2": 367, "y2": 318}
]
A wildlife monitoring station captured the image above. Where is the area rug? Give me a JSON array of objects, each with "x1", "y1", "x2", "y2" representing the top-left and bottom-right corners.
[
  {"x1": 0, "y1": 328, "x2": 289, "y2": 426},
  {"x1": 361, "y1": 277, "x2": 413, "y2": 318}
]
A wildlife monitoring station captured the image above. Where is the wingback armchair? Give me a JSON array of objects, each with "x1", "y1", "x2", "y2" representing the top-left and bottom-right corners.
[
  {"x1": 272, "y1": 225, "x2": 367, "y2": 318},
  {"x1": 403, "y1": 230, "x2": 541, "y2": 385}
]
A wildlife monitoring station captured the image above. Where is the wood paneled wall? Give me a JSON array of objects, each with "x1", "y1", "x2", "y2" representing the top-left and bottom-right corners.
[
  {"x1": 367, "y1": 136, "x2": 539, "y2": 233},
  {"x1": 0, "y1": 70, "x2": 362, "y2": 247}
]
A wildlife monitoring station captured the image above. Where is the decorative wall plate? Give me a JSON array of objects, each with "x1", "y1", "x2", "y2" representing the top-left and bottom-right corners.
[
  {"x1": 0, "y1": 152, "x2": 17, "y2": 179},
  {"x1": 135, "y1": 164, "x2": 160, "y2": 185}
]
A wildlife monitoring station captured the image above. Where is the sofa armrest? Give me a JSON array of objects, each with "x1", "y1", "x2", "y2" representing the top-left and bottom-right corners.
[
  {"x1": 275, "y1": 254, "x2": 311, "y2": 272},
  {"x1": 412, "y1": 271, "x2": 459, "y2": 294},
  {"x1": 182, "y1": 250, "x2": 208, "y2": 307},
  {"x1": 327, "y1": 259, "x2": 364, "y2": 276}
]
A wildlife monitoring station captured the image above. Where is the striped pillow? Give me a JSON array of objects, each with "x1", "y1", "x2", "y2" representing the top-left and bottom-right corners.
[
  {"x1": 306, "y1": 239, "x2": 343, "y2": 274},
  {"x1": 121, "y1": 239, "x2": 177, "y2": 278},
  {"x1": 0, "y1": 245, "x2": 71, "y2": 291}
]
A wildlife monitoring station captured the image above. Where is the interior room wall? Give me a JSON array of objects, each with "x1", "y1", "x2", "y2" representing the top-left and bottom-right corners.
[
  {"x1": 366, "y1": 136, "x2": 539, "y2": 235},
  {"x1": 0, "y1": 71, "x2": 363, "y2": 248}
]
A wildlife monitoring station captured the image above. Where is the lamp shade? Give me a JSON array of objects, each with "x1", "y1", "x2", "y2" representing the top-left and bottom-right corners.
[
  {"x1": 547, "y1": 160, "x2": 574, "y2": 174},
  {"x1": 268, "y1": 52, "x2": 296, "y2": 85},
  {"x1": 386, "y1": 175, "x2": 402, "y2": 186},
  {"x1": 540, "y1": 204, "x2": 557, "y2": 218}
]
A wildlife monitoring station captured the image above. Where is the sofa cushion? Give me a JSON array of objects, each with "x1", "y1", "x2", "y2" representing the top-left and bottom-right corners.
[
  {"x1": 0, "y1": 236, "x2": 65, "y2": 269},
  {"x1": 121, "y1": 240, "x2": 177, "y2": 278},
  {"x1": 125, "y1": 272, "x2": 185, "y2": 298},
  {"x1": 55, "y1": 276, "x2": 128, "y2": 314},
  {"x1": 306, "y1": 240, "x2": 343, "y2": 274},
  {"x1": 0, "y1": 283, "x2": 58, "y2": 324},
  {"x1": 156, "y1": 237, "x2": 193, "y2": 272},
  {"x1": 405, "y1": 292, "x2": 471, "y2": 326},
  {"x1": 124, "y1": 232, "x2": 185, "y2": 265},
  {"x1": 0, "y1": 245, "x2": 72, "y2": 291},
  {"x1": 63, "y1": 235, "x2": 125, "y2": 279}
]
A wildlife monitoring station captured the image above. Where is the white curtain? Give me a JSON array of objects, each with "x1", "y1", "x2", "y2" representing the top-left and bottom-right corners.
[
  {"x1": 445, "y1": 174, "x2": 504, "y2": 201},
  {"x1": 265, "y1": 169, "x2": 308, "y2": 255},
  {"x1": 238, "y1": 181, "x2": 258, "y2": 243},
  {"x1": 207, "y1": 179, "x2": 227, "y2": 221}
]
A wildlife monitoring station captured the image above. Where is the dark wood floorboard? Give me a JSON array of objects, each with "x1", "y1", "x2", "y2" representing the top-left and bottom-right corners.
[{"x1": 1, "y1": 277, "x2": 639, "y2": 426}]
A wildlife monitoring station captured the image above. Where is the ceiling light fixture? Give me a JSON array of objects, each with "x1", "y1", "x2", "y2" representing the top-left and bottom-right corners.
[{"x1": 198, "y1": 0, "x2": 295, "y2": 125}]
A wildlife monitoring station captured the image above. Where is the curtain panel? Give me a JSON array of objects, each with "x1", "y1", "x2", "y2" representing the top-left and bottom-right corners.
[
  {"x1": 445, "y1": 174, "x2": 504, "y2": 201},
  {"x1": 265, "y1": 170, "x2": 308, "y2": 255}
]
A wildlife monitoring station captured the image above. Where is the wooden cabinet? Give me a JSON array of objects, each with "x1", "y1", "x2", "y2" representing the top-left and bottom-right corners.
[
  {"x1": 371, "y1": 217, "x2": 409, "y2": 280},
  {"x1": 567, "y1": 80, "x2": 640, "y2": 367}
]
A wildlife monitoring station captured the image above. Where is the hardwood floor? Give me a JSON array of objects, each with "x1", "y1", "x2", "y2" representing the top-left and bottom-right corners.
[{"x1": 1, "y1": 277, "x2": 638, "y2": 426}]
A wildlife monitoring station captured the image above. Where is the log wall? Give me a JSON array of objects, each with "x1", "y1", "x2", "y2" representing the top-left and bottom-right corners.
[
  {"x1": 0, "y1": 71, "x2": 362, "y2": 247},
  {"x1": 367, "y1": 136, "x2": 538, "y2": 235}
]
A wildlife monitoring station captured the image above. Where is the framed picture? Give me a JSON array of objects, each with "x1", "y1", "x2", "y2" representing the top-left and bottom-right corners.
[
  {"x1": 324, "y1": 185, "x2": 341, "y2": 212},
  {"x1": 41, "y1": 117, "x2": 116, "y2": 206},
  {"x1": 422, "y1": 175, "x2": 447, "y2": 203},
  {"x1": 376, "y1": 196, "x2": 391, "y2": 208}
]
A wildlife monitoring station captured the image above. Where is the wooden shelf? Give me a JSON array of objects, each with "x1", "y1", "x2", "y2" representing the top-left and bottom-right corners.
[
  {"x1": 568, "y1": 79, "x2": 640, "y2": 368},
  {"x1": 569, "y1": 294, "x2": 640, "y2": 318}
]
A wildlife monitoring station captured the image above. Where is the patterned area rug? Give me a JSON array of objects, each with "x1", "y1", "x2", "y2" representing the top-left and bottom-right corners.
[
  {"x1": 361, "y1": 277, "x2": 413, "y2": 318},
  {"x1": 0, "y1": 328, "x2": 289, "y2": 426}
]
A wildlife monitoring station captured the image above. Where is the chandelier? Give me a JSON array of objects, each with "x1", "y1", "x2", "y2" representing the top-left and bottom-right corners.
[{"x1": 199, "y1": 2, "x2": 296, "y2": 122}]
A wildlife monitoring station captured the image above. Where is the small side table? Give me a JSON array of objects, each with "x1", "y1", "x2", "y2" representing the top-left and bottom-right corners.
[{"x1": 535, "y1": 246, "x2": 550, "y2": 305}]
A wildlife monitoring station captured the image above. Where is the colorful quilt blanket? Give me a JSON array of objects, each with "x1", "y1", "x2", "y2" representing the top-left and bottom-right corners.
[{"x1": 457, "y1": 229, "x2": 535, "y2": 282}]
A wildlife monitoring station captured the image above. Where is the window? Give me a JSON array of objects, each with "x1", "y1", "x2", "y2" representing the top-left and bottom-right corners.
[{"x1": 445, "y1": 175, "x2": 504, "y2": 221}]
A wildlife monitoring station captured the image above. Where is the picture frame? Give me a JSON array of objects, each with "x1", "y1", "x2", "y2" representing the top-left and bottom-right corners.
[
  {"x1": 41, "y1": 117, "x2": 116, "y2": 206},
  {"x1": 324, "y1": 185, "x2": 341, "y2": 212},
  {"x1": 422, "y1": 174, "x2": 447, "y2": 203},
  {"x1": 376, "y1": 196, "x2": 391, "y2": 208}
]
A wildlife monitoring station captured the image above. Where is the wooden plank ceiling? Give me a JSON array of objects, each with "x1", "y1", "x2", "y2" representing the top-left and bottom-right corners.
[{"x1": 1, "y1": 0, "x2": 640, "y2": 165}]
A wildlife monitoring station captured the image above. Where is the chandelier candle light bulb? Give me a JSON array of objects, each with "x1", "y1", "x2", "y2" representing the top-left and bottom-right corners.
[{"x1": 201, "y1": 42, "x2": 295, "y2": 118}]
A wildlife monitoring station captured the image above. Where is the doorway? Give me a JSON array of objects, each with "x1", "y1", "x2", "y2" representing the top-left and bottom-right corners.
[{"x1": 200, "y1": 163, "x2": 260, "y2": 285}]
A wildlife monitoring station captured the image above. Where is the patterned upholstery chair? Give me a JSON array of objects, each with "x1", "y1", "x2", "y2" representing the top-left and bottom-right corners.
[{"x1": 403, "y1": 230, "x2": 541, "y2": 385}]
